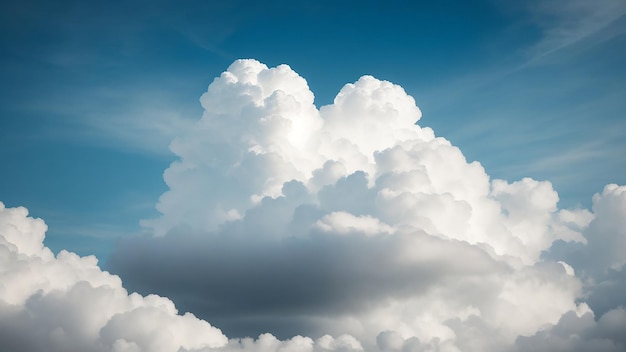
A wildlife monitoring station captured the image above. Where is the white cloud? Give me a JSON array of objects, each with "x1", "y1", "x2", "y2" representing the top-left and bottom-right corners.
[
  {"x1": 543, "y1": 184, "x2": 626, "y2": 319},
  {"x1": 512, "y1": 307, "x2": 626, "y2": 352},
  {"x1": 585, "y1": 184, "x2": 626, "y2": 272},
  {"x1": 128, "y1": 60, "x2": 623, "y2": 350},
  {"x1": 0, "y1": 202, "x2": 227, "y2": 351},
  {"x1": 315, "y1": 212, "x2": 395, "y2": 236},
  {"x1": 143, "y1": 59, "x2": 586, "y2": 263},
  {"x1": 0, "y1": 202, "x2": 365, "y2": 352},
  {"x1": 3, "y1": 59, "x2": 626, "y2": 351}
]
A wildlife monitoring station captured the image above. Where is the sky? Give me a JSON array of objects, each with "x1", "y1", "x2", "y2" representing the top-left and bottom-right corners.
[{"x1": 1, "y1": 0, "x2": 626, "y2": 351}]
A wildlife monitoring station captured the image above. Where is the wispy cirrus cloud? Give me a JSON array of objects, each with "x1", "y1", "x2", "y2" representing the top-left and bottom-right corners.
[{"x1": 523, "y1": 0, "x2": 626, "y2": 61}]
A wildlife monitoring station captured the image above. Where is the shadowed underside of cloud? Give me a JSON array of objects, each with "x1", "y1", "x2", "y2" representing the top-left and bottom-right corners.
[{"x1": 2, "y1": 59, "x2": 626, "y2": 351}]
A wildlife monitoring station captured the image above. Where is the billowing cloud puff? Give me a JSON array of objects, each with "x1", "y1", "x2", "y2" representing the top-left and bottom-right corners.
[
  {"x1": 3, "y1": 59, "x2": 625, "y2": 351},
  {"x1": 0, "y1": 202, "x2": 365, "y2": 352},
  {"x1": 544, "y1": 184, "x2": 626, "y2": 320},
  {"x1": 0, "y1": 202, "x2": 228, "y2": 352},
  {"x1": 142, "y1": 60, "x2": 578, "y2": 262},
  {"x1": 115, "y1": 60, "x2": 625, "y2": 350},
  {"x1": 512, "y1": 307, "x2": 626, "y2": 352}
]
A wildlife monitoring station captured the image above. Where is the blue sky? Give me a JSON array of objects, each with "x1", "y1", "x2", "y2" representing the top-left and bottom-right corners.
[
  {"x1": 1, "y1": 0, "x2": 625, "y2": 260},
  {"x1": 2, "y1": 1, "x2": 626, "y2": 350}
]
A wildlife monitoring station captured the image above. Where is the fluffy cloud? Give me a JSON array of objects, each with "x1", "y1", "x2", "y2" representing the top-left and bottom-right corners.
[
  {"x1": 544, "y1": 184, "x2": 626, "y2": 319},
  {"x1": 512, "y1": 307, "x2": 626, "y2": 352},
  {"x1": 0, "y1": 202, "x2": 365, "y2": 352},
  {"x1": 115, "y1": 60, "x2": 625, "y2": 350},
  {"x1": 3, "y1": 59, "x2": 625, "y2": 351},
  {"x1": 0, "y1": 202, "x2": 228, "y2": 352}
]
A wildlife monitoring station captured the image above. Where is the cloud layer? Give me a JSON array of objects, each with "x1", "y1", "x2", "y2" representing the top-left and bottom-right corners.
[{"x1": 3, "y1": 59, "x2": 625, "y2": 351}]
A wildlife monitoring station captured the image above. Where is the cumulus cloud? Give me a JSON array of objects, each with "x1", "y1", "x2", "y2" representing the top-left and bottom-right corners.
[
  {"x1": 115, "y1": 60, "x2": 625, "y2": 350},
  {"x1": 544, "y1": 184, "x2": 626, "y2": 319},
  {"x1": 3, "y1": 59, "x2": 625, "y2": 351},
  {"x1": 0, "y1": 202, "x2": 365, "y2": 352},
  {"x1": 0, "y1": 202, "x2": 227, "y2": 352},
  {"x1": 512, "y1": 307, "x2": 626, "y2": 352}
]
